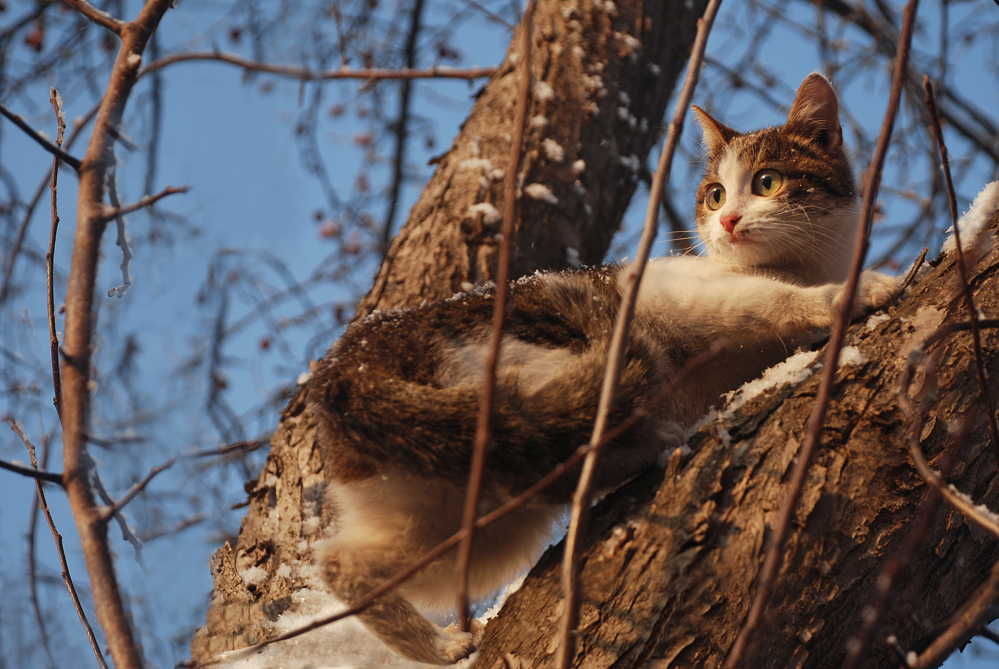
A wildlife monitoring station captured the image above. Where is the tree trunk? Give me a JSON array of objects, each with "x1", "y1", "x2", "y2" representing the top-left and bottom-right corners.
[
  {"x1": 475, "y1": 228, "x2": 999, "y2": 668},
  {"x1": 189, "y1": 0, "x2": 709, "y2": 662}
]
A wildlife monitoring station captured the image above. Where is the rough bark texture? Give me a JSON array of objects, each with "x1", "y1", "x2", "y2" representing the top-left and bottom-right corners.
[
  {"x1": 189, "y1": 0, "x2": 709, "y2": 662},
  {"x1": 354, "y1": 0, "x2": 710, "y2": 319},
  {"x1": 475, "y1": 228, "x2": 999, "y2": 668}
]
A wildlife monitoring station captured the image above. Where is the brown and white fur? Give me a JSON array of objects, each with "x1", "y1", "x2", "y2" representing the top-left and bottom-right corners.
[{"x1": 307, "y1": 73, "x2": 899, "y2": 664}]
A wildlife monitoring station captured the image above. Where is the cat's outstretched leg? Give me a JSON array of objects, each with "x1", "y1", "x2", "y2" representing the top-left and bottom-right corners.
[{"x1": 318, "y1": 536, "x2": 475, "y2": 665}]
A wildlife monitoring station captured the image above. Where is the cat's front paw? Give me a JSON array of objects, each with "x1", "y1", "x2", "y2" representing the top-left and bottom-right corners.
[
  {"x1": 836, "y1": 270, "x2": 899, "y2": 318},
  {"x1": 437, "y1": 625, "x2": 476, "y2": 664},
  {"x1": 855, "y1": 270, "x2": 901, "y2": 315}
]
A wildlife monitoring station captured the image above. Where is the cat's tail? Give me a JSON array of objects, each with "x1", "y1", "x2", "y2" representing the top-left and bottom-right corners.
[{"x1": 310, "y1": 336, "x2": 671, "y2": 502}]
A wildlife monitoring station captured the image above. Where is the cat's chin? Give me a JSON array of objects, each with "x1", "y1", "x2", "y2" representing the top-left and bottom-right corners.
[{"x1": 708, "y1": 236, "x2": 773, "y2": 267}]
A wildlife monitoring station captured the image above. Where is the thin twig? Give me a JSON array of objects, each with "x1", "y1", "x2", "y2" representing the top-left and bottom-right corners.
[
  {"x1": 9, "y1": 420, "x2": 109, "y2": 669},
  {"x1": 924, "y1": 75, "x2": 999, "y2": 470},
  {"x1": 60, "y1": 0, "x2": 125, "y2": 34},
  {"x1": 98, "y1": 458, "x2": 175, "y2": 522},
  {"x1": 557, "y1": 1, "x2": 723, "y2": 665},
  {"x1": 200, "y1": 343, "x2": 724, "y2": 666},
  {"x1": 141, "y1": 51, "x2": 497, "y2": 82},
  {"x1": 98, "y1": 184, "x2": 189, "y2": 222},
  {"x1": 0, "y1": 97, "x2": 99, "y2": 310},
  {"x1": 455, "y1": 0, "x2": 536, "y2": 631},
  {"x1": 724, "y1": 2, "x2": 920, "y2": 666},
  {"x1": 0, "y1": 456, "x2": 65, "y2": 485},
  {"x1": 907, "y1": 558, "x2": 999, "y2": 668},
  {"x1": 905, "y1": 419, "x2": 999, "y2": 541},
  {"x1": 0, "y1": 102, "x2": 83, "y2": 172},
  {"x1": 48, "y1": 88, "x2": 66, "y2": 418},
  {"x1": 379, "y1": 0, "x2": 426, "y2": 259},
  {"x1": 26, "y1": 431, "x2": 58, "y2": 669}
]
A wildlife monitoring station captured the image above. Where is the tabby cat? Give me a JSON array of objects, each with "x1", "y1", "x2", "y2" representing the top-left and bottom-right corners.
[{"x1": 307, "y1": 73, "x2": 898, "y2": 664}]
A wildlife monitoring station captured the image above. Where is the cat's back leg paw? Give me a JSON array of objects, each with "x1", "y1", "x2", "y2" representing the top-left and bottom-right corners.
[{"x1": 437, "y1": 626, "x2": 476, "y2": 664}]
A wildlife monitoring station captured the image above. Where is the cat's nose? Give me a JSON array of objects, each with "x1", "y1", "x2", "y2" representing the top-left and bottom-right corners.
[{"x1": 720, "y1": 214, "x2": 741, "y2": 233}]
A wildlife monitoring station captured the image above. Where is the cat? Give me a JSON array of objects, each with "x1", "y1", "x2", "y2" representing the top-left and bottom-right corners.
[{"x1": 306, "y1": 73, "x2": 899, "y2": 664}]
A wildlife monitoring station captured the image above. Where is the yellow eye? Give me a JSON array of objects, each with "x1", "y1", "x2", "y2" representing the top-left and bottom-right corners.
[
  {"x1": 752, "y1": 170, "x2": 783, "y2": 196},
  {"x1": 704, "y1": 184, "x2": 726, "y2": 211}
]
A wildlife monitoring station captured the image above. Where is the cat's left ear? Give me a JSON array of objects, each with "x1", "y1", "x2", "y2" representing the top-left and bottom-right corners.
[
  {"x1": 692, "y1": 105, "x2": 739, "y2": 154},
  {"x1": 787, "y1": 73, "x2": 843, "y2": 148}
]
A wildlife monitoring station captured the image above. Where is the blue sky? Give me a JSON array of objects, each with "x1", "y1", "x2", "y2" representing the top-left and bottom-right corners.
[{"x1": 1, "y1": 0, "x2": 998, "y2": 666}]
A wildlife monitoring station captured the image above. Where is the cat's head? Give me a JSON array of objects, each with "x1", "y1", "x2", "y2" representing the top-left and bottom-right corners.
[{"x1": 692, "y1": 73, "x2": 857, "y2": 284}]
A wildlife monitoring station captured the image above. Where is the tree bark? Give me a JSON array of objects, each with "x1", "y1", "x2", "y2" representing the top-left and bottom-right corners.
[
  {"x1": 475, "y1": 225, "x2": 999, "y2": 668},
  {"x1": 189, "y1": 0, "x2": 709, "y2": 662}
]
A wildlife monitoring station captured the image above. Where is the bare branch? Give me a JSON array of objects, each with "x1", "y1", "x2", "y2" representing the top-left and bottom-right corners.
[
  {"x1": 60, "y1": 0, "x2": 126, "y2": 34},
  {"x1": 59, "y1": 2, "x2": 176, "y2": 667},
  {"x1": 141, "y1": 51, "x2": 498, "y2": 82},
  {"x1": 456, "y1": 0, "x2": 535, "y2": 631},
  {"x1": 97, "y1": 184, "x2": 189, "y2": 223},
  {"x1": 907, "y1": 558, "x2": 999, "y2": 668},
  {"x1": 25, "y1": 432, "x2": 59, "y2": 669},
  {"x1": 0, "y1": 458, "x2": 63, "y2": 484},
  {"x1": 558, "y1": 1, "x2": 723, "y2": 664},
  {"x1": 98, "y1": 458, "x2": 176, "y2": 522},
  {"x1": 0, "y1": 102, "x2": 83, "y2": 172},
  {"x1": 9, "y1": 419, "x2": 108, "y2": 669},
  {"x1": 924, "y1": 76, "x2": 999, "y2": 468},
  {"x1": 48, "y1": 88, "x2": 66, "y2": 418}
]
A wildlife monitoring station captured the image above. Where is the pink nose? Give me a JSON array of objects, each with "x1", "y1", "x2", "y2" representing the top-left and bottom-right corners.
[{"x1": 721, "y1": 214, "x2": 741, "y2": 233}]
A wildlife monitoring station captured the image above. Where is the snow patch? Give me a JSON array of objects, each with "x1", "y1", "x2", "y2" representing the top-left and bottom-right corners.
[
  {"x1": 723, "y1": 350, "x2": 821, "y2": 415},
  {"x1": 239, "y1": 566, "x2": 269, "y2": 587},
  {"x1": 837, "y1": 346, "x2": 867, "y2": 367},
  {"x1": 941, "y1": 182, "x2": 999, "y2": 260},
  {"x1": 468, "y1": 202, "x2": 502, "y2": 225},
  {"x1": 541, "y1": 138, "x2": 565, "y2": 163},
  {"x1": 533, "y1": 81, "x2": 555, "y2": 102},
  {"x1": 524, "y1": 183, "x2": 558, "y2": 205},
  {"x1": 864, "y1": 312, "x2": 891, "y2": 331},
  {"x1": 457, "y1": 158, "x2": 494, "y2": 173}
]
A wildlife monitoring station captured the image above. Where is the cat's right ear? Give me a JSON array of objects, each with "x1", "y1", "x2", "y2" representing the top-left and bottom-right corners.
[{"x1": 692, "y1": 105, "x2": 737, "y2": 154}]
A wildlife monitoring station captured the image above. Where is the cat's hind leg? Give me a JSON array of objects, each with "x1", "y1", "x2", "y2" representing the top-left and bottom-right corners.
[{"x1": 317, "y1": 533, "x2": 475, "y2": 665}]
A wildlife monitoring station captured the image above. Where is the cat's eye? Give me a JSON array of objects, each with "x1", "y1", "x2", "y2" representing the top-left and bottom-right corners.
[
  {"x1": 704, "y1": 184, "x2": 726, "y2": 210},
  {"x1": 753, "y1": 170, "x2": 783, "y2": 197}
]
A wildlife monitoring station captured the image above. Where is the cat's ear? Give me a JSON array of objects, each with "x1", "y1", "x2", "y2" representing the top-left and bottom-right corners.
[
  {"x1": 692, "y1": 106, "x2": 738, "y2": 154},
  {"x1": 787, "y1": 73, "x2": 843, "y2": 148}
]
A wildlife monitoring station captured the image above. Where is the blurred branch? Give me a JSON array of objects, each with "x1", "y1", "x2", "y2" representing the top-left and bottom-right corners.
[
  {"x1": 47, "y1": 89, "x2": 66, "y2": 419},
  {"x1": 380, "y1": 0, "x2": 427, "y2": 257},
  {"x1": 559, "y1": 0, "x2": 723, "y2": 664},
  {"x1": 908, "y1": 559, "x2": 999, "y2": 668},
  {"x1": 98, "y1": 184, "x2": 188, "y2": 222},
  {"x1": 141, "y1": 51, "x2": 497, "y2": 82},
  {"x1": 456, "y1": 0, "x2": 533, "y2": 630},
  {"x1": 0, "y1": 102, "x2": 82, "y2": 172},
  {"x1": 9, "y1": 419, "x2": 108, "y2": 669},
  {"x1": 60, "y1": 0, "x2": 126, "y2": 34},
  {"x1": 25, "y1": 432, "x2": 58, "y2": 669}
]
